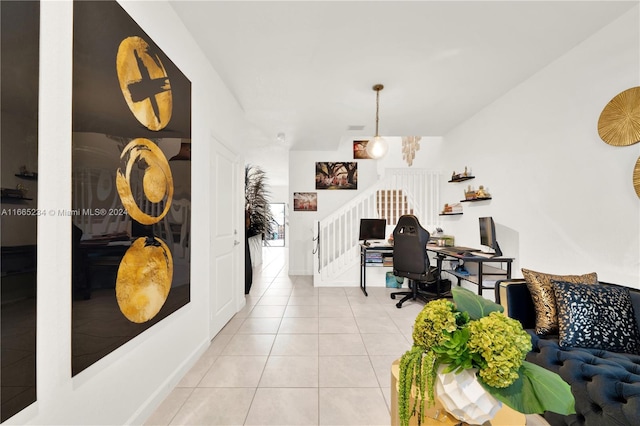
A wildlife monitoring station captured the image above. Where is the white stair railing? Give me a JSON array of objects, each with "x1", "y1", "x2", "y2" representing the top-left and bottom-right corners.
[{"x1": 314, "y1": 169, "x2": 441, "y2": 285}]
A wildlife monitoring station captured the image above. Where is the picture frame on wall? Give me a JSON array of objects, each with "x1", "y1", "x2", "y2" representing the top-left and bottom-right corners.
[
  {"x1": 353, "y1": 140, "x2": 373, "y2": 159},
  {"x1": 315, "y1": 162, "x2": 358, "y2": 190},
  {"x1": 293, "y1": 192, "x2": 318, "y2": 211},
  {"x1": 71, "y1": 0, "x2": 191, "y2": 376},
  {"x1": 1, "y1": 1, "x2": 39, "y2": 420}
]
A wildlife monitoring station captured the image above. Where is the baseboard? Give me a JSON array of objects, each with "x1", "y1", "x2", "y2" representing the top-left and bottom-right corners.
[
  {"x1": 126, "y1": 336, "x2": 210, "y2": 425},
  {"x1": 288, "y1": 269, "x2": 312, "y2": 276}
]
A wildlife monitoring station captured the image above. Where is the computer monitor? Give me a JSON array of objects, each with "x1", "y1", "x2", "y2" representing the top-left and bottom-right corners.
[
  {"x1": 358, "y1": 218, "x2": 386, "y2": 245},
  {"x1": 479, "y1": 216, "x2": 502, "y2": 256}
]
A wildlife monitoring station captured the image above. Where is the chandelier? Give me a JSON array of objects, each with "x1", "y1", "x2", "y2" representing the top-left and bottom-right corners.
[
  {"x1": 365, "y1": 84, "x2": 388, "y2": 159},
  {"x1": 402, "y1": 136, "x2": 421, "y2": 166}
]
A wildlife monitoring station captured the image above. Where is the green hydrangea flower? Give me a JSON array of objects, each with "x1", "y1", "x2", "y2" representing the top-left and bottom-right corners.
[
  {"x1": 467, "y1": 312, "x2": 532, "y2": 388},
  {"x1": 412, "y1": 299, "x2": 469, "y2": 348}
]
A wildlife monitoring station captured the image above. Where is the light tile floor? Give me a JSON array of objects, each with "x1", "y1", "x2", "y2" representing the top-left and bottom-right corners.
[{"x1": 145, "y1": 247, "x2": 422, "y2": 425}]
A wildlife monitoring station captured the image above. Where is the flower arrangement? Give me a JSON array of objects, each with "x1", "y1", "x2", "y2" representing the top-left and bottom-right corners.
[{"x1": 398, "y1": 287, "x2": 575, "y2": 426}]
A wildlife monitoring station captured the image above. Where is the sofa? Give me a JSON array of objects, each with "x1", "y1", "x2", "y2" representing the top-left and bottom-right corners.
[{"x1": 496, "y1": 279, "x2": 640, "y2": 426}]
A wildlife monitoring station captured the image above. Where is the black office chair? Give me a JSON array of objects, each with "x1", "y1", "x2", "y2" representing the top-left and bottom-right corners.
[{"x1": 390, "y1": 215, "x2": 447, "y2": 308}]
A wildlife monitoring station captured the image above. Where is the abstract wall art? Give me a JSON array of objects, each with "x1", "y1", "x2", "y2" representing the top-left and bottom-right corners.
[{"x1": 71, "y1": 0, "x2": 191, "y2": 375}]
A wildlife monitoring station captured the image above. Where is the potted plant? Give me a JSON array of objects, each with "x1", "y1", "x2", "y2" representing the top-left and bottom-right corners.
[
  {"x1": 397, "y1": 287, "x2": 575, "y2": 426},
  {"x1": 244, "y1": 164, "x2": 275, "y2": 270}
]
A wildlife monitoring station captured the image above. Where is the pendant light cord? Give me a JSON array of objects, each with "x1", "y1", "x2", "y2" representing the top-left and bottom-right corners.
[
  {"x1": 375, "y1": 88, "x2": 380, "y2": 138},
  {"x1": 373, "y1": 84, "x2": 383, "y2": 138}
]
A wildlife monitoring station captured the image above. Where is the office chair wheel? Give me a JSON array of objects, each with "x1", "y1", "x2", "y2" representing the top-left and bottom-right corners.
[
  {"x1": 390, "y1": 294, "x2": 396, "y2": 300},
  {"x1": 396, "y1": 302, "x2": 402, "y2": 308}
]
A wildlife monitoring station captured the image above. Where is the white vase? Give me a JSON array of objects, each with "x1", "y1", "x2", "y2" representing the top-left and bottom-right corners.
[{"x1": 436, "y1": 365, "x2": 502, "y2": 425}]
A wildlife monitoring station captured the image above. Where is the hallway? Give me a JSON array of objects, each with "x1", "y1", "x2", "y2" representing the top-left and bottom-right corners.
[{"x1": 145, "y1": 247, "x2": 421, "y2": 425}]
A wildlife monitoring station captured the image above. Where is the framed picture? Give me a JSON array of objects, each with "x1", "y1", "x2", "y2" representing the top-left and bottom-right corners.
[
  {"x1": 315, "y1": 162, "x2": 358, "y2": 190},
  {"x1": 1, "y1": 1, "x2": 39, "y2": 420},
  {"x1": 353, "y1": 140, "x2": 373, "y2": 159},
  {"x1": 71, "y1": 0, "x2": 191, "y2": 376},
  {"x1": 293, "y1": 192, "x2": 317, "y2": 211}
]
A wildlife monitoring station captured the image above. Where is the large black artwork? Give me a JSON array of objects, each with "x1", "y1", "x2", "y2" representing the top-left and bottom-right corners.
[
  {"x1": 72, "y1": 1, "x2": 191, "y2": 376},
  {"x1": 0, "y1": 1, "x2": 39, "y2": 421}
]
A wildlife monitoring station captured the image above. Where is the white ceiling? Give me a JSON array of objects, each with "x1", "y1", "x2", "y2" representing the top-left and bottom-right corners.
[{"x1": 169, "y1": 1, "x2": 637, "y2": 186}]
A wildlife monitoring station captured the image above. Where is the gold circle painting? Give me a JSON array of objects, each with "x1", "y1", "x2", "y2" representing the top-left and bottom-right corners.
[
  {"x1": 116, "y1": 36, "x2": 172, "y2": 131},
  {"x1": 634, "y1": 156, "x2": 640, "y2": 199},
  {"x1": 116, "y1": 138, "x2": 174, "y2": 225},
  {"x1": 598, "y1": 87, "x2": 640, "y2": 147},
  {"x1": 116, "y1": 237, "x2": 173, "y2": 323}
]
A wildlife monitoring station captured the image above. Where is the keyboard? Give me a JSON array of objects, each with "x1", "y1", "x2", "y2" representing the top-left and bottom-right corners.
[
  {"x1": 469, "y1": 251, "x2": 495, "y2": 258},
  {"x1": 440, "y1": 246, "x2": 477, "y2": 255}
]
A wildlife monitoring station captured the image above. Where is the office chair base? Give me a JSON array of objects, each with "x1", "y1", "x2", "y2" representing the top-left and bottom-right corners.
[
  {"x1": 391, "y1": 291, "x2": 438, "y2": 308},
  {"x1": 390, "y1": 280, "x2": 451, "y2": 308}
]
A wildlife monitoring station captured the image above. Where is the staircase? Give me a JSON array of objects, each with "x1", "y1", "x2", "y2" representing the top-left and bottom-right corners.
[
  {"x1": 376, "y1": 189, "x2": 413, "y2": 224},
  {"x1": 313, "y1": 169, "x2": 441, "y2": 286}
]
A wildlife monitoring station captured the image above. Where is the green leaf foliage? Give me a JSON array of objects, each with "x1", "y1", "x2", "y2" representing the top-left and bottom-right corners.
[
  {"x1": 451, "y1": 287, "x2": 503, "y2": 320},
  {"x1": 480, "y1": 361, "x2": 575, "y2": 415},
  {"x1": 433, "y1": 328, "x2": 473, "y2": 373}
]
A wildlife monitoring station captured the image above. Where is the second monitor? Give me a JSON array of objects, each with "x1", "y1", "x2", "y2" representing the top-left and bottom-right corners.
[{"x1": 479, "y1": 216, "x2": 503, "y2": 257}]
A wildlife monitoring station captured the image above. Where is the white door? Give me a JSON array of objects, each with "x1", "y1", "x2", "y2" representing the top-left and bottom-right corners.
[{"x1": 209, "y1": 137, "x2": 242, "y2": 339}]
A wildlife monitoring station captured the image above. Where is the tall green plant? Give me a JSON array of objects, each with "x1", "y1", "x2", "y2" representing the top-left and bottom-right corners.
[{"x1": 245, "y1": 164, "x2": 274, "y2": 238}]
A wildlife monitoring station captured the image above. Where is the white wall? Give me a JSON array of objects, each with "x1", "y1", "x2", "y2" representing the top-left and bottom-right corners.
[
  {"x1": 427, "y1": 7, "x2": 640, "y2": 287},
  {"x1": 288, "y1": 136, "x2": 443, "y2": 275},
  {"x1": 289, "y1": 138, "x2": 377, "y2": 274},
  {"x1": 11, "y1": 2, "x2": 247, "y2": 425},
  {"x1": 287, "y1": 7, "x2": 640, "y2": 289}
]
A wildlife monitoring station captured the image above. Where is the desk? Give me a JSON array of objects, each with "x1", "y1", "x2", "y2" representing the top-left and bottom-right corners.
[
  {"x1": 359, "y1": 244, "x2": 393, "y2": 296},
  {"x1": 427, "y1": 246, "x2": 513, "y2": 295}
]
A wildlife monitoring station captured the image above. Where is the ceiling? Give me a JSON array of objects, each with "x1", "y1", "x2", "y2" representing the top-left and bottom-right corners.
[{"x1": 169, "y1": 1, "x2": 636, "y2": 186}]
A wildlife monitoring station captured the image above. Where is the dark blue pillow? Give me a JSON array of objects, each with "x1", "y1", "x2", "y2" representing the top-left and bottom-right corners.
[{"x1": 552, "y1": 281, "x2": 640, "y2": 354}]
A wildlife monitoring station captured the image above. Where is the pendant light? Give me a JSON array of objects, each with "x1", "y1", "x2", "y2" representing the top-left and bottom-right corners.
[{"x1": 366, "y1": 84, "x2": 388, "y2": 159}]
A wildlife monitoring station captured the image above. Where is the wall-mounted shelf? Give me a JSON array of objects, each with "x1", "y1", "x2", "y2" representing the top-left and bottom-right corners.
[
  {"x1": 1, "y1": 196, "x2": 33, "y2": 202},
  {"x1": 15, "y1": 173, "x2": 37, "y2": 180},
  {"x1": 1, "y1": 188, "x2": 32, "y2": 202},
  {"x1": 448, "y1": 175, "x2": 475, "y2": 183},
  {"x1": 461, "y1": 197, "x2": 492, "y2": 202},
  {"x1": 439, "y1": 212, "x2": 463, "y2": 216}
]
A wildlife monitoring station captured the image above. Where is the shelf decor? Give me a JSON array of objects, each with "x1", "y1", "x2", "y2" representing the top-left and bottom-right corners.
[
  {"x1": 396, "y1": 287, "x2": 575, "y2": 426},
  {"x1": 441, "y1": 203, "x2": 462, "y2": 215},
  {"x1": 462, "y1": 184, "x2": 491, "y2": 201},
  {"x1": 450, "y1": 167, "x2": 473, "y2": 182}
]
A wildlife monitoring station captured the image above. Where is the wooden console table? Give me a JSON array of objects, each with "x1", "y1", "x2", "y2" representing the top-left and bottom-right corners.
[{"x1": 390, "y1": 359, "x2": 530, "y2": 425}]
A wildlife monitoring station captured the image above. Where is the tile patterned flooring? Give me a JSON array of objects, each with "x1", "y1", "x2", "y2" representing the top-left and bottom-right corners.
[{"x1": 145, "y1": 247, "x2": 422, "y2": 425}]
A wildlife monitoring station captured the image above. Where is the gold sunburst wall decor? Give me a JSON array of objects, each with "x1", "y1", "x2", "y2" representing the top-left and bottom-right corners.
[
  {"x1": 116, "y1": 237, "x2": 173, "y2": 323},
  {"x1": 598, "y1": 86, "x2": 640, "y2": 200},
  {"x1": 634, "y1": 156, "x2": 640, "y2": 199},
  {"x1": 598, "y1": 86, "x2": 640, "y2": 147}
]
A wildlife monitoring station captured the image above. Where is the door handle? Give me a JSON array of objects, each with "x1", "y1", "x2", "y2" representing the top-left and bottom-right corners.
[{"x1": 234, "y1": 240, "x2": 240, "y2": 246}]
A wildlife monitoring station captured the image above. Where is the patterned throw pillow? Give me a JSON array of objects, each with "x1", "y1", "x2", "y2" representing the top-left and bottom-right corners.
[
  {"x1": 552, "y1": 281, "x2": 640, "y2": 354},
  {"x1": 521, "y1": 268, "x2": 598, "y2": 335}
]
